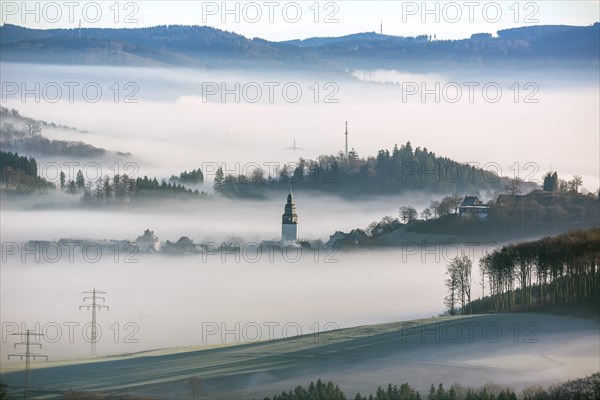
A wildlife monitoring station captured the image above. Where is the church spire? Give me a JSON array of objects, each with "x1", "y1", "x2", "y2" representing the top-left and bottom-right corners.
[
  {"x1": 282, "y1": 188, "x2": 298, "y2": 241},
  {"x1": 283, "y1": 189, "x2": 298, "y2": 224}
]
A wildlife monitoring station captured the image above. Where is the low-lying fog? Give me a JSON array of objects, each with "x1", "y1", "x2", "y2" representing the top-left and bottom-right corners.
[
  {"x1": 0, "y1": 192, "x2": 439, "y2": 242},
  {"x1": 1, "y1": 192, "x2": 474, "y2": 362},
  {"x1": 1, "y1": 248, "x2": 489, "y2": 361},
  {"x1": 1, "y1": 61, "x2": 598, "y2": 365},
  {"x1": 1, "y1": 62, "x2": 598, "y2": 190}
]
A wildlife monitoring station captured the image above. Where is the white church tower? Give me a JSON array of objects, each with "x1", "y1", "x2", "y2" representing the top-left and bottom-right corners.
[{"x1": 281, "y1": 188, "x2": 298, "y2": 242}]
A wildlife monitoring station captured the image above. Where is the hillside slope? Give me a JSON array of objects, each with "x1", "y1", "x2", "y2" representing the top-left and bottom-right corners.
[{"x1": 1, "y1": 313, "x2": 598, "y2": 399}]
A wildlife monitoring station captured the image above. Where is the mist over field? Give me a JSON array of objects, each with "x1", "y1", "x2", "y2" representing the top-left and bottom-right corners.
[
  {"x1": 1, "y1": 9, "x2": 599, "y2": 399},
  {"x1": 1, "y1": 56, "x2": 598, "y2": 363},
  {"x1": 0, "y1": 245, "x2": 500, "y2": 361}
]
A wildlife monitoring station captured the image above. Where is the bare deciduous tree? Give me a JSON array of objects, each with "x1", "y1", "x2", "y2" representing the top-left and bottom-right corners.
[
  {"x1": 429, "y1": 201, "x2": 441, "y2": 218},
  {"x1": 399, "y1": 206, "x2": 417, "y2": 223},
  {"x1": 448, "y1": 193, "x2": 463, "y2": 214},
  {"x1": 22, "y1": 118, "x2": 41, "y2": 138},
  {"x1": 569, "y1": 175, "x2": 583, "y2": 193},
  {"x1": 421, "y1": 208, "x2": 432, "y2": 220},
  {"x1": 250, "y1": 167, "x2": 265, "y2": 183},
  {"x1": 504, "y1": 177, "x2": 523, "y2": 196},
  {"x1": 446, "y1": 254, "x2": 472, "y2": 315}
]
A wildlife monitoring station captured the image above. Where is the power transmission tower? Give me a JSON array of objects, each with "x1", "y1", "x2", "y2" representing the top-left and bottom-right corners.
[
  {"x1": 80, "y1": 288, "x2": 108, "y2": 355},
  {"x1": 8, "y1": 330, "x2": 48, "y2": 400}
]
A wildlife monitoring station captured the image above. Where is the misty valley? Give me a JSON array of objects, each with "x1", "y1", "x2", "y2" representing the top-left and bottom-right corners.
[{"x1": 1, "y1": 4, "x2": 599, "y2": 400}]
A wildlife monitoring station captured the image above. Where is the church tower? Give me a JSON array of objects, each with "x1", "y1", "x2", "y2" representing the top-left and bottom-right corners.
[{"x1": 281, "y1": 188, "x2": 298, "y2": 242}]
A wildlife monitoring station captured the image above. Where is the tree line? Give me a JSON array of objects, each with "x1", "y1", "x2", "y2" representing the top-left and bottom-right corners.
[
  {"x1": 33, "y1": 373, "x2": 600, "y2": 399},
  {"x1": 476, "y1": 228, "x2": 600, "y2": 312},
  {"x1": 262, "y1": 373, "x2": 600, "y2": 400},
  {"x1": 444, "y1": 229, "x2": 599, "y2": 316},
  {"x1": 170, "y1": 168, "x2": 204, "y2": 184},
  {"x1": 0, "y1": 150, "x2": 208, "y2": 202},
  {"x1": 60, "y1": 171, "x2": 207, "y2": 203},
  {"x1": 0, "y1": 150, "x2": 53, "y2": 191}
]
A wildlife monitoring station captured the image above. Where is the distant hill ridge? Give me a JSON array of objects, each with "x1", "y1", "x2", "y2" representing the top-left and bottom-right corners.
[{"x1": 1, "y1": 22, "x2": 598, "y2": 70}]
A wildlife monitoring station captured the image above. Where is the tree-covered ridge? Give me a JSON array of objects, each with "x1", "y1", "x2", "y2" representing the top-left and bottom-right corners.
[
  {"x1": 263, "y1": 373, "x2": 600, "y2": 400},
  {"x1": 1, "y1": 23, "x2": 598, "y2": 69},
  {"x1": 0, "y1": 107, "x2": 87, "y2": 133},
  {"x1": 475, "y1": 228, "x2": 600, "y2": 313},
  {"x1": 0, "y1": 107, "x2": 110, "y2": 158},
  {"x1": 0, "y1": 150, "x2": 54, "y2": 191},
  {"x1": 215, "y1": 141, "x2": 506, "y2": 197},
  {"x1": 0, "y1": 149, "x2": 206, "y2": 201},
  {"x1": 410, "y1": 190, "x2": 599, "y2": 237},
  {"x1": 326, "y1": 183, "x2": 598, "y2": 250}
]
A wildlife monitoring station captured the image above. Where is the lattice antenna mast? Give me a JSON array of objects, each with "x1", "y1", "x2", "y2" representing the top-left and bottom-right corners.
[
  {"x1": 344, "y1": 121, "x2": 349, "y2": 159},
  {"x1": 80, "y1": 288, "x2": 109, "y2": 355},
  {"x1": 8, "y1": 330, "x2": 48, "y2": 400}
]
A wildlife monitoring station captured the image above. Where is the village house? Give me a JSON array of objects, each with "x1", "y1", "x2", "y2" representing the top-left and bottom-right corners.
[
  {"x1": 458, "y1": 196, "x2": 490, "y2": 219},
  {"x1": 135, "y1": 229, "x2": 160, "y2": 253},
  {"x1": 162, "y1": 236, "x2": 200, "y2": 255}
]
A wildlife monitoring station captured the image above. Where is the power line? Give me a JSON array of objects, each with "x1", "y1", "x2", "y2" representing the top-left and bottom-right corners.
[
  {"x1": 8, "y1": 330, "x2": 48, "y2": 400},
  {"x1": 80, "y1": 288, "x2": 109, "y2": 356}
]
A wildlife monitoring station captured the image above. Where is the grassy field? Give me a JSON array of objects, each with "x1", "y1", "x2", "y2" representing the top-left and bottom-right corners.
[{"x1": 1, "y1": 313, "x2": 598, "y2": 399}]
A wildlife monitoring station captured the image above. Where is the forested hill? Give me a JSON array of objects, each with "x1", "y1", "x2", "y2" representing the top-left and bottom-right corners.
[
  {"x1": 213, "y1": 141, "x2": 526, "y2": 198},
  {"x1": 0, "y1": 107, "x2": 115, "y2": 158},
  {"x1": 0, "y1": 24, "x2": 318, "y2": 68},
  {"x1": 1, "y1": 23, "x2": 598, "y2": 70}
]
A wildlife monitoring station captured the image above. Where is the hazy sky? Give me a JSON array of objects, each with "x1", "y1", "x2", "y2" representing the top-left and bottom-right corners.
[{"x1": 1, "y1": 1, "x2": 598, "y2": 40}]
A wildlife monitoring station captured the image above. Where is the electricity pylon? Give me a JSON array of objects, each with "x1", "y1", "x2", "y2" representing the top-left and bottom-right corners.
[
  {"x1": 8, "y1": 330, "x2": 48, "y2": 400},
  {"x1": 80, "y1": 288, "x2": 108, "y2": 355}
]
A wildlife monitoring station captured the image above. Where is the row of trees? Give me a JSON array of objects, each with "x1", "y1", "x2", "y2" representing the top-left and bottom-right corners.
[
  {"x1": 265, "y1": 379, "x2": 517, "y2": 400},
  {"x1": 543, "y1": 171, "x2": 586, "y2": 194},
  {"x1": 170, "y1": 168, "x2": 204, "y2": 184},
  {"x1": 0, "y1": 151, "x2": 208, "y2": 201},
  {"x1": 444, "y1": 229, "x2": 599, "y2": 315},
  {"x1": 264, "y1": 373, "x2": 600, "y2": 400},
  {"x1": 134, "y1": 176, "x2": 204, "y2": 196},
  {"x1": 401, "y1": 194, "x2": 465, "y2": 223},
  {"x1": 59, "y1": 171, "x2": 206, "y2": 203},
  {"x1": 477, "y1": 228, "x2": 600, "y2": 312},
  {"x1": 372, "y1": 194, "x2": 476, "y2": 240}
]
